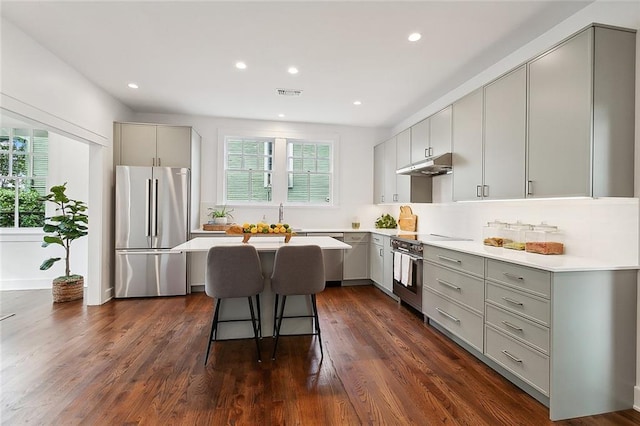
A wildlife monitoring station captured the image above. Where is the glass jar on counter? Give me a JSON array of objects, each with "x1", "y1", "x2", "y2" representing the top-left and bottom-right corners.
[
  {"x1": 525, "y1": 224, "x2": 564, "y2": 255},
  {"x1": 483, "y1": 220, "x2": 508, "y2": 247},
  {"x1": 502, "y1": 221, "x2": 533, "y2": 251}
]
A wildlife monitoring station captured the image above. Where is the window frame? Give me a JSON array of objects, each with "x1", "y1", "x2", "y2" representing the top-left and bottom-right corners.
[
  {"x1": 218, "y1": 129, "x2": 338, "y2": 208},
  {"x1": 0, "y1": 128, "x2": 48, "y2": 229}
]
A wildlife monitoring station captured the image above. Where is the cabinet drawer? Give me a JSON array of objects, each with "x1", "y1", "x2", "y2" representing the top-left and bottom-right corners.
[
  {"x1": 344, "y1": 233, "x2": 369, "y2": 244},
  {"x1": 423, "y1": 288, "x2": 483, "y2": 351},
  {"x1": 486, "y1": 282, "x2": 550, "y2": 326},
  {"x1": 424, "y1": 246, "x2": 484, "y2": 277},
  {"x1": 371, "y1": 234, "x2": 385, "y2": 246},
  {"x1": 485, "y1": 325, "x2": 549, "y2": 395},
  {"x1": 485, "y1": 303, "x2": 549, "y2": 354},
  {"x1": 424, "y1": 263, "x2": 484, "y2": 313},
  {"x1": 486, "y1": 259, "x2": 551, "y2": 298}
]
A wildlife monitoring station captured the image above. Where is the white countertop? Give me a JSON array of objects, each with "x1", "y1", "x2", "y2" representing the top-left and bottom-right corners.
[
  {"x1": 423, "y1": 240, "x2": 639, "y2": 272},
  {"x1": 189, "y1": 228, "x2": 639, "y2": 272},
  {"x1": 191, "y1": 227, "x2": 407, "y2": 236},
  {"x1": 173, "y1": 236, "x2": 352, "y2": 252}
]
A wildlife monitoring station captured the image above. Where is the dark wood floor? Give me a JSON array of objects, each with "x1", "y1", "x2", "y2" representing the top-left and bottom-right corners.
[{"x1": 1, "y1": 286, "x2": 639, "y2": 425}]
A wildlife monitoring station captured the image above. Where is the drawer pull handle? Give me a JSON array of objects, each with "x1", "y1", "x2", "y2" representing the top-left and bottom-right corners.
[
  {"x1": 503, "y1": 272, "x2": 524, "y2": 281},
  {"x1": 435, "y1": 307, "x2": 460, "y2": 323},
  {"x1": 438, "y1": 255, "x2": 461, "y2": 264},
  {"x1": 437, "y1": 279, "x2": 461, "y2": 291},
  {"x1": 501, "y1": 321, "x2": 523, "y2": 332},
  {"x1": 502, "y1": 350, "x2": 523, "y2": 363},
  {"x1": 502, "y1": 296, "x2": 524, "y2": 306}
]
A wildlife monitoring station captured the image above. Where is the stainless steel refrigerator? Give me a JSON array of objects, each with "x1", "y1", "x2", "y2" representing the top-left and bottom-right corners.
[{"x1": 115, "y1": 166, "x2": 190, "y2": 297}]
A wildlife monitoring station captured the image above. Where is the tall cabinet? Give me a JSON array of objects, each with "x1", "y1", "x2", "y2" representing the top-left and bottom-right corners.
[
  {"x1": 114, "y1": 122, "x2": 202, "y2": 235},
  {"x1": 527, "y1": 26, "x2": 635, "y2": 198}
]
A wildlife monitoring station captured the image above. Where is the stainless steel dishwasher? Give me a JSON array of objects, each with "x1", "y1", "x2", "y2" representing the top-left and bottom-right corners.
[{"x1": 307, "y1": 232, "x2": 344, "y2": 285}]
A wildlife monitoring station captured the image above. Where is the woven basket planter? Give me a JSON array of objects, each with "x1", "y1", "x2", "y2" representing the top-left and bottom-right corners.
[{"x1": 52, "y1": 275, "x2": 84, "y2": 303}]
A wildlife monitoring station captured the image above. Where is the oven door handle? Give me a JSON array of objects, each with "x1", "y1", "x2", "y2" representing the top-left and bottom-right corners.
[{"x1": 393, "y1": 249, "x2": 423, "y2": 261}]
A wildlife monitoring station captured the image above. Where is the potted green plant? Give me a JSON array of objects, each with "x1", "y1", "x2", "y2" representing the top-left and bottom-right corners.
[
  {"x1": 207, "y1": 205, "x2": 234, "y2": 225},
  {"x1": 39, "y1": 183, "x2": 88, "y2": 303}
]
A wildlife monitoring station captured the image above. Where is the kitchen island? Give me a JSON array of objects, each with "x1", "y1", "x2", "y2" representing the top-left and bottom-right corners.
[{"x1": 172, "y1": 236, "x2": 351, "y2": 339}]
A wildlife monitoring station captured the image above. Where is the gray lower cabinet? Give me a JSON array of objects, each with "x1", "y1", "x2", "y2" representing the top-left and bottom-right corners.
[
  {"x1": 343, "y1": 233, "x2": 369, "y2": 282},
  {"x1": 527, "y1": 25, "x2": 635, "y2": 198},
  {"x1": 422, "y1": 245, "x2": 637, "y2": 421},
  {"x1": 369, "y1": 234, "x2": 394, "y2": 296},
  {"x1": 484, "y1": 258, "x2": 637, "y2": 420},
  {"x1": 423, "y1": 246, "x2": 485, "y2": 352}
]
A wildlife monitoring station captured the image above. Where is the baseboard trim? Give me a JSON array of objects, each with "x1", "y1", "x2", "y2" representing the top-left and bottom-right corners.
[
  {"x1": 634, "y1": 385, "x2": 640, "y2": 412},
  {"x1": 0, "y1": 278, "x2": 52, "y2": 291}
]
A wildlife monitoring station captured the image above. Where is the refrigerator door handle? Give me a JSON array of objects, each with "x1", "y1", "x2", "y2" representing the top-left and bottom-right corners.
[
  {"x1": 152, "y1": 178, "x2": 159, "y2": 237},
  {"x1": 145, "y1": 178, "x2": 151, "y2": 237}
]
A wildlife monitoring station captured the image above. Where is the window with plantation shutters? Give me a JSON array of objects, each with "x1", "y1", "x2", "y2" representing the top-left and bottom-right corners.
[
  {"x1": 225, "y1": 137, "x2": 274, "y2": 202},
  {"x1": 0, "y1": 128, "x2": 49, "y2": 228},
  {"x1": 286, "y1": 139, "x2": 332, "y2": 203},
  {"x1": 223, "y1": 135, "x2": 334, "y2": 206}
]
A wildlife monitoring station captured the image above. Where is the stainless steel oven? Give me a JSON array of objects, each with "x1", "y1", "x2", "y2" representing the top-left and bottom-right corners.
[{"x1": 391, "y1": 237, "x2": 424, "y2": 312}]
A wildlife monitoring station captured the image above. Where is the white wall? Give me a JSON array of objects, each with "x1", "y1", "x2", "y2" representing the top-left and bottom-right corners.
[
  {"x1": 0, "y1": 18, "x2": 133, "y2": 304},
  {"x1": 0, "y1": 133, "x2": 90, "y2": 290},
  {"x1": 133, "y1": 112, "x2": 389, "y2": 229}
]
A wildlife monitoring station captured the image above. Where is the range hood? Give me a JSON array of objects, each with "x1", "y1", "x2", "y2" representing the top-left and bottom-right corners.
[{"x1": 396, "y1": 152, "x2": 452, "y2": 176}]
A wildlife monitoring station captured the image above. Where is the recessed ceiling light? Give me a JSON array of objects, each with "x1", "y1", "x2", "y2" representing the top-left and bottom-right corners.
[
  {"x1": 127, "y1": 83, "x2": 139, "y2": 89},
  {"x1": 278, "y1": 114, "x2": 285, "y2": 118},
  {"x1": 288, "y1": 67, "x2": 299, "y2": 75},
  {"x1": 235, "y1": 62, "x2": 247, "y2": 70},
  {"x1": 408, "y1": 32, "x2": 422, "y2": 42},
  {"x1": 353, "y1": 101, "x2": 362, "y2": 106}
]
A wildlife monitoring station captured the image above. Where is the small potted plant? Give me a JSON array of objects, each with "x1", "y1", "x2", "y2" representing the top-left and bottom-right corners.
[
  {"x1": 207, "y1": 205, "x2": 234, "y2": 225},
  {"x1": 39, "y1": 183, "x2": 88, "y2": 303}
]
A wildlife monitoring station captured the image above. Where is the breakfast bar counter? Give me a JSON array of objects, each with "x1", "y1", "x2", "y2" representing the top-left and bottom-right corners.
[{"x1": 173, "y1": 236, "x2": 351, "y2": 340}]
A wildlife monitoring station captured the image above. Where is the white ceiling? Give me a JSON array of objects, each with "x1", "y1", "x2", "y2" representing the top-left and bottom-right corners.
[{"x1": 1, "y1": 1, "x2": 592, "y2": 128}]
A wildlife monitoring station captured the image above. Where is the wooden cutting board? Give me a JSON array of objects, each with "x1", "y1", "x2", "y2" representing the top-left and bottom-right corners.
[{"x1": 398, "y1": 205, "x2": 417, "y2": 232}]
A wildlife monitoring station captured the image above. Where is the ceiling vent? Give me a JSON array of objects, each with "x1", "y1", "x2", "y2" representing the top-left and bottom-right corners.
[{"x1": 277, "y1": 88, "x2": 303, "y2": 97}]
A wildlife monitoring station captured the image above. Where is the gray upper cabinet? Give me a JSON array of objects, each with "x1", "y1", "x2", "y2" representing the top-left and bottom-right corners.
[
  {"x1": 156, "y1": 126, "x2": 191, "y2": 168},
  {"x1": 527, "y1": 26, "x2": 635, "y2": 198},
  {"x1": 410, "y1": 106, "x2": 452, "y2": 164},
  {"x1": 383, "y1": 137, "x2": 397, "y2": 203},
  {"x1": 429, "y1": 106, "x2": 452, "y2": 159},
  {"x1": 395, "y1": 129, "x2": 411, "y2": 202},
  {"x1": 373, "y1": 143, "x2": 385, "y2": 203},
  {"x1": 410, "y1": 118, "x2": 429, "y2": 163},
  {"x1": 483, "y1": 65, "x2": 526, "y2": 199},
  {"x1": 452, "y1": 89, "x2": 483, "y2": 201},
  {"x1": 374, "y1": 133, "x2": 412, "y2": 204},
  {"x1": 115, "y1": 123, "x2": 194, "y2": 168}
]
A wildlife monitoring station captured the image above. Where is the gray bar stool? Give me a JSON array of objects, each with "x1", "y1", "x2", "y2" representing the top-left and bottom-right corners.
[
  {"x1": 271, "y1": 245, "x2": 325, "y2": 360},
  {"x1": 204, "y1": 245, "x2": 264, "y2": 365}
]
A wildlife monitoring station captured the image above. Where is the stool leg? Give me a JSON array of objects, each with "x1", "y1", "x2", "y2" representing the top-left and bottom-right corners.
[
  {"x1": 255, "y1": 293, "x2": 262, "y2": 339},
  {"x1": 247, "y1": 296, "x2": 262, "y2": 362},
  {"x1": 272, "y1": 294, "x2": 279, "y2": 337},
  {"x1": 311, "y1": 294, "x2": 323, "y2": 361},
  {"x1": 272, "y1": 295, "x2": 287, "y2": 360},
  {"x1": 205, "y1": 298, "x2": 222, "y2": 365}
]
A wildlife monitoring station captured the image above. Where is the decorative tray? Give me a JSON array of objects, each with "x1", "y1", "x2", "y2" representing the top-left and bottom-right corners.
[{"x1": 226, "y1": 223, "x2": 294, "y2": 243}]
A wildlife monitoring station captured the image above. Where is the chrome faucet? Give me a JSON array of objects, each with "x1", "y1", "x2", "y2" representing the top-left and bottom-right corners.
[{"x1": 278, "y1": 202, "x2": 284, "y2": 223}]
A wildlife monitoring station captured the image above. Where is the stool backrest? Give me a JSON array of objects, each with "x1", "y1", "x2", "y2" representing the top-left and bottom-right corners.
[
  {"x1": 271, "y1": 245, "x2": 325, "y2": 296},
  {"x1": 205, "y1": 245, "x2": 264, "y2": 299}
]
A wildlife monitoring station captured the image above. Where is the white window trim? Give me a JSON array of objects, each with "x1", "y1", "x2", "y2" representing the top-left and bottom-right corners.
[{"x1": 217, "y1": 128, "x2": 340, "y2": 207}]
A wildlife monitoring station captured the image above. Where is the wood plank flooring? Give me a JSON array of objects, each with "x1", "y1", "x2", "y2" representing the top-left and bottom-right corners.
[{"x1": 1, "y1": 286, "x2": 639, "y2": 425}]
